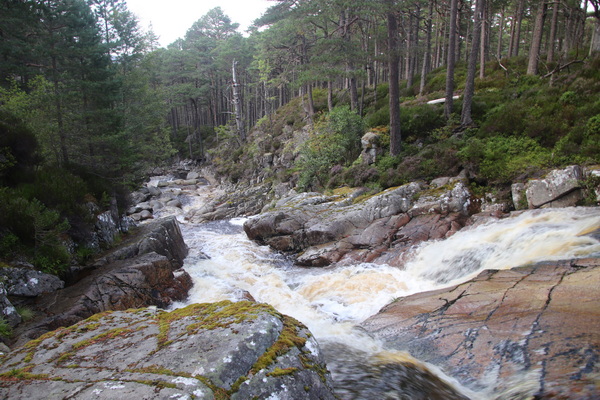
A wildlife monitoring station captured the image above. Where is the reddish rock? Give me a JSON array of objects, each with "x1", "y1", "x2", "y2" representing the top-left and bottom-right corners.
[
  {"x1": 361, "y1": 258, "x2": 600, "y2": 399},
  {"x1": 244, "y1": 183, "x2": 474, "y2": 267}
]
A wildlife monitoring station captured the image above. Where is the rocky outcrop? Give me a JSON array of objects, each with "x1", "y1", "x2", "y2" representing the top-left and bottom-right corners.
[
  {"x1": 584, "y1": 165, "x2": 600, "y2": 205},
  {"x1": 513, "y1": 165, "x2": 585, "y2": 209},
  {"x1": 185, "y1": 182, "x2": 277, "y2": 223},
  {"x1": 0, "y1": 266, "x2": 64, "y2": 329},
  {"x1": 1, "y1": 267, "x2": 64, "y2": 298},
  {"x1": 93, "y1": 217, "x2": 189, "y2": 267},
  {"x1": 0, "y1": 301, "x2": 337, "y2": 400},
  {"x1": 360, "y1": 131, "x2": 383, "y2": 165},
  {"x1": 361, "y1": 258, "x2": 600, "y2": 399},
  {"x1": 128, "y1": 168, "x2": 275, "y2": 224},
  {"x1": 16, "y1": 252, "x2": 192, "y2": 343},
  {"x1": 12, "y1": 218, "x2": 191, "y2": 345},
  {"x1": 126, "y1": 167, "x2": 212, "y2": 222},
  {"x1": 244, "y1": 180, "x2": 474, "y2": 267},
  {"x1": 0, "y1": 283, "x2": 20, "y2": 327}
]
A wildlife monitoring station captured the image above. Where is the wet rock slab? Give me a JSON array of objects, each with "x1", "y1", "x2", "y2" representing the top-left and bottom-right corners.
[
  {"x1": 0, "y1": 301, "x2": 336, "y2": 400},
  {"x1": 361, "y1": 258, "x2": 600, "y2": 399}
]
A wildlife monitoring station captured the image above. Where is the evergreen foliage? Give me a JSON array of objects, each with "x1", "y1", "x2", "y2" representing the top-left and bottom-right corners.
[{"x1": 0, "y1": 0, "x2": 599, "y2": 274}]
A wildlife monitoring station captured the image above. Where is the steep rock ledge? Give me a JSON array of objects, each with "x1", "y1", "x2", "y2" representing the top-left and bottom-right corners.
[
  {"x1": 11, "y1": 218, "x2": 191, "y2": 346},
  {"x1": 0, "y1": 301, "x2": 336, "y2": 400},
  {"x1": 360, "y1": 257, "x2": 600, "y2": 399}
]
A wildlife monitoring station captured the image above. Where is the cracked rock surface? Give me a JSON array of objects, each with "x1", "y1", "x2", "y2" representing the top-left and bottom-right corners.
[
  {"x1": 0, "y1": 301, "x2": 336, "y2": 400},
  {"x1": 244, "y1": 181, "x2": 473, "y2": 267},
  {"x1": 361, "y1": 258, "x2": 600, "y2": 399}
]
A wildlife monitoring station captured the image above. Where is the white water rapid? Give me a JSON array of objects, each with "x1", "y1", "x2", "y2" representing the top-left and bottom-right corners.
[{"x1": 160, "y1": 182, "x2": 600, "y2": 399}]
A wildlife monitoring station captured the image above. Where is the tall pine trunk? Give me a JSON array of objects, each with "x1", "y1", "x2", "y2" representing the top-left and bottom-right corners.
[
  {"x1": 445, "y1": 0, "x2": 459, "y2": 119},
  {"x1": 509, "y1": 0, "x2": 525, "y2": 56},
  {"x1": 462, "y1": 0, "x2": 485, "y2": 126},
  {"x1": 497, "y1": 7, "x2": 505, "y2": 58},
  {"x1": 420, "y1": 0, "x2": 434, "y2": 96},
  {"x1": 527, "y1": 0, "x2": 548, "y2": 75},
  {"x1": 232, "y1": 60, "x2": 245, "y2": 142},
  {"x1": 547, "y1": 0, "x2": 559, "y2": 62},
  {"x1": 591, "y1": 19, "x2": 600, "y2": 55},
  {"x1": 387, "y1": 7, "x2": 401, "y2": 156},
  {"x1": 479, "y1": 2, "x2": 487, "y2": 79}
]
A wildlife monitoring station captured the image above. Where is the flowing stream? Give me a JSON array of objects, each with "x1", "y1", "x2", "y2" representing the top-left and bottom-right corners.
[{"x1": 158, "y1": 182, "x2": 600, "y2": 399}]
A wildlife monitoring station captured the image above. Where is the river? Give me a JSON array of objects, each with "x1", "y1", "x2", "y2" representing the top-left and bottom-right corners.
[{"x1": 154, "y1": 179, "x2": 600, "y2": 399}]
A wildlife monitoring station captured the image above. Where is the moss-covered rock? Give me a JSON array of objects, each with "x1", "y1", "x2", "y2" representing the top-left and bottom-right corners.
[{"x1": 0, "y1": 301, "x2": 336, "y2": 400}]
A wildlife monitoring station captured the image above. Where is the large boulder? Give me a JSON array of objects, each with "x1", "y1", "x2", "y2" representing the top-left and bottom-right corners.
[
  {"x1": 96, "y1": 217, "x2": 189, "y2": 267},
  {"x1": 524, "y1": 165, "x2": 584, "y2": 208},
  {"x1": 361, "y1": 258, "x2": 600, "y2": 399},
  {"x1": 0, "y1": 301, "x2": 337, "y2": 400},
  {"x1": 94, "y1": 211, "x2": 120, "y2": 247},
  {"x1": 12, "y1": 218, "x2": 191, "y2": 344},
  {"x1": 0, "y1": 267, "x2": 64, "y2": 330},
  {"x1": 1, "y1": 267, "x2": 64, "y2": 297},
  {"x1": 360, "y1": 131, "x2": 383, "y2": 165}
]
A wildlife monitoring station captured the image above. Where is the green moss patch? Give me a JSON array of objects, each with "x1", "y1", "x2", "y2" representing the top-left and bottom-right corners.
[
  {"x1": 251, "y1": 315, "x2": 307, "y2": 374},
  {"x1": 156, "y1": 301, "x2": 277, "y2": 350}
]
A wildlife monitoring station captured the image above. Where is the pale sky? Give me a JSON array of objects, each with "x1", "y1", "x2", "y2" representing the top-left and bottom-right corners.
[{"x1": 126, "y1": 0, "x2": 273, "y2": 47}]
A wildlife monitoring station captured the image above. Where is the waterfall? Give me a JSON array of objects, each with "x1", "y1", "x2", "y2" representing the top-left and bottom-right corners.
[
  {"x1": 167, "y1": 187, "x2": 600, "y2": 399},
  {"x1": 405, "y1": 207, "x2": 600, "y2": 285}
]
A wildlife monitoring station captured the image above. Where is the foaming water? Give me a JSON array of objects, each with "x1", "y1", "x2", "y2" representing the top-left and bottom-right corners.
[
  {"x1": 406, "y1": 207, "x2": 600, "y2": 286},
  {"x1": 171, "y1": 196, "x2": 600, "y2": 399},
  {"x1": 172, "y1": 218, "x2": 478, "y2": 398}
]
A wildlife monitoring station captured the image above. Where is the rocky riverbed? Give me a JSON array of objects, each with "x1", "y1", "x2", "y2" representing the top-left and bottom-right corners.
[{"x1": 1, "y1": 163, "x2": 599, "y2": 399}]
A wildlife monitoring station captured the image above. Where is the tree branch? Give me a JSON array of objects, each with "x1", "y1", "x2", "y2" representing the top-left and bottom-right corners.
[{"x1": 542, "y1": 57, "x2": 586, "y2": 78}]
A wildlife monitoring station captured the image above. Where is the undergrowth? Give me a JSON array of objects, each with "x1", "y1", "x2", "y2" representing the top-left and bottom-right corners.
[{"x1": 206, "y1": 54, "x2": 600, "y2": 196}]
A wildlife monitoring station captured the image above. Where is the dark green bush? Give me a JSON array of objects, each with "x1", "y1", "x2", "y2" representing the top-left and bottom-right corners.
[
  {"x1": 0, "y1": 110, "x2": 40, "y2": 186},
  {"x1": 458, "y1": 136, "x2": 551, "y2": 183},
  {"x1": 401, "y1": 104, "x2": 445, "y2": 140},
  {"x1": 0, "y1": 188, "x2": 71, "y2": 274},
  {"x1": 376, "y1": 154, "x2": 402, "y2": 173},
  {"x1": 297, "y1": 106, "x2": 365, "y2": 191},
  {"x1": 338, "y1": 163, "x2": 379, "y2": 188},
  {"x1": 365, "y1": 107, "x2": 390, "y2": 128},
  {"x1": 18, "y1": 168, "x2": 88, "y2": 215}
]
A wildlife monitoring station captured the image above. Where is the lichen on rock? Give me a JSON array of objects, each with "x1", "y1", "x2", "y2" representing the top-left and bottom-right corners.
[{"x1": 0, "y1": 301, "x2": 337, "y2": 399}]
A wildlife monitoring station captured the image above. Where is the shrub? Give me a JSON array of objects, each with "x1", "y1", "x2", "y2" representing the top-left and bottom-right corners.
[
  {"x1": 0, "y1": 188, "x2": 71, "y2": 275},
  {"x1": 297, "y1": 106, "x2": 365, "y2": 191},
  {"x1": 401, "y1": 104, "x2": 445, "y2": 140},
  {"x1": 376, "y1": 154, "x2": 402, "y2": 173},
  {"x1": 0, "y1": 317, "x2": 11, "y2": 337},
  {"x1": 365, "y1": 107, "x2": 389, "y2": 128},
  {"x1": 0, "y1": 110, "x2": 40, "y2": 186},
  {"x1": 16, "y1": 306, "x2": 34, "y2": 322},
  {"x1": 339, "y1": 164, "x2": 379, "y2": 187},
  {"x1": 18, "y1": 168, "x2": 88, "y2": 215},
  {"x1": 0, "y1": 233, "x2": 20, "y2": 258},
  {"x1": 458, "y1": 136, "x2": 550, "y2": 183}
]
